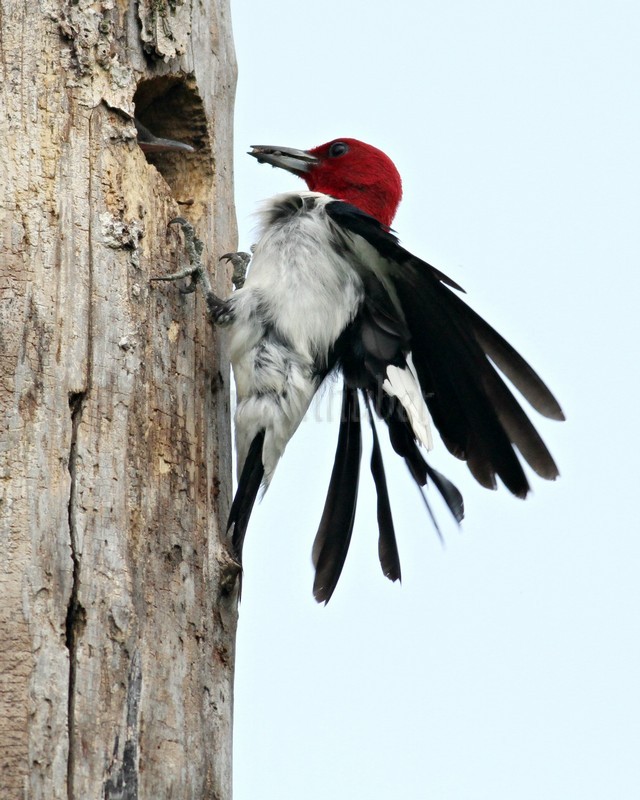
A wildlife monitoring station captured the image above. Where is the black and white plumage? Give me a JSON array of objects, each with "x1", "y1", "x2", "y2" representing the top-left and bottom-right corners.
[
  {"x1": 161, "y1": 138, "x2": 564, "y2": 603},
  {"x1": 224, "y1": 189, "x2": 561, "y2": 601}
]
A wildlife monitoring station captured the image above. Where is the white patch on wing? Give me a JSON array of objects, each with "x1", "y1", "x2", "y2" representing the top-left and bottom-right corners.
[{"x1": 382, "y1": 356, "x2": 434, "y2": 450}]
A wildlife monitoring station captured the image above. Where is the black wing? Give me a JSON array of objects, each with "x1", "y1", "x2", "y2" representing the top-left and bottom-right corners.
[{"x1": 325, "y1": 200, "x2": 563, "y2": 499}]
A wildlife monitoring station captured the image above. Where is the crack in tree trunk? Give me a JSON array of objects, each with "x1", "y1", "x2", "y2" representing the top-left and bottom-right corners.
[{"x1": 65, "y1": 391, "x2": 87, "y2": 800}]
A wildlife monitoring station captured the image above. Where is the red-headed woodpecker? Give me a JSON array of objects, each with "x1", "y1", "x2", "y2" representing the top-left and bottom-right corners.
[{"x1": 158, "y1": 138, "x2": 564, "y2": 603}]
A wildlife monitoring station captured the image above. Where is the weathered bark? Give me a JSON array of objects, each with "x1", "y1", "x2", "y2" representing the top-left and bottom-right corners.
[{"x1": 0, "y1": 2, "x2": 238, "y2": 798}]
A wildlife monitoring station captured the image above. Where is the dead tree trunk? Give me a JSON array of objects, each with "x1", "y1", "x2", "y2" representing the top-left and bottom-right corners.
[{"x1": 0, "y1": 2, "x2": 238, "y2": 797}]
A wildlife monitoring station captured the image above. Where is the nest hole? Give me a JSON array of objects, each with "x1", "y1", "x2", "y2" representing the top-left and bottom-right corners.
[{"x1": 134, "y1": 76, "x2": 213, "y2": 219}]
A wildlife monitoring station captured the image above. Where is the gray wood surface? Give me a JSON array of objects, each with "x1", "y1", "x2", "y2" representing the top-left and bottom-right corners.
[{"x1": 0, "y1": 1, "x2": 238, "y2": 796}]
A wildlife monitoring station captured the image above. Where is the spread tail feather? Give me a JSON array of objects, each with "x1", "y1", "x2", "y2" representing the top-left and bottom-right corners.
[
  {"x1": 364, "y1": 394, "x2": 402, "y2": 583},
  {"x1": 228, "y1": 430, "x2": 265, "y2": 562},
  {"x1": 312, "y1": 385, "x2": 362, "y2": 604},
  {"x1": 424, "y1": 463, "x2": 465, "y2": 523},
  {"x1": 372, "y1": 390, "x2": 465, "y2": 526}
]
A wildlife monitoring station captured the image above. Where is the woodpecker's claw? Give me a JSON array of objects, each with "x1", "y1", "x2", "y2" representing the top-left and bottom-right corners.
[
  {"x1": 220, "y1": 251, "x2": 251, "y2": 289},
  {"x1": 150, "y1": 218, "x2": 203, "y2": 292},
  {"x1": 150, "y1": 267, "x2": 200, "y2": 293},
  {"x1": 151, "y1": 218, "x2": 231, "y2": 324}
]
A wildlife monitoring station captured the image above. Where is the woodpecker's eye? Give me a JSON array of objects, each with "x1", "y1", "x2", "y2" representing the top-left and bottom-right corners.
[{"x1": 328, "y1": 142, "x2": 349, "y2": 158}]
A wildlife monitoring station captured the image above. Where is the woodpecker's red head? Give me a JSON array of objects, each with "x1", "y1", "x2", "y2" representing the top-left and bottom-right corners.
[{"x1": 249, "y1": 138, "x2": 403, "y2": 227}]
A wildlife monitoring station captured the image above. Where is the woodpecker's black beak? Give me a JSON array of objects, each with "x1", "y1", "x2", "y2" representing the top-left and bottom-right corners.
[
  {"x1": 249, "y1": 145, "x2": 318, "y2": 175},
  {"x1": 136, "y1": 119, "x2": 195, "y2": 154}
]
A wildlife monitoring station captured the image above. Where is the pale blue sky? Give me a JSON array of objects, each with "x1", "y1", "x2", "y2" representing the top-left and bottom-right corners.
[{"x1": 229, "y1": 2, "x2": 640, "y2": 798}]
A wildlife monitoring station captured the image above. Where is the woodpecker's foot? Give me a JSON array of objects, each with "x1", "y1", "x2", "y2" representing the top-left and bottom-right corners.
[
  {"x1": 152, "y1": 217, "x2": 231, "y2": 324},
  {"x1": 220, "y1": 251, "x2": 251, "y2": 289}
]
